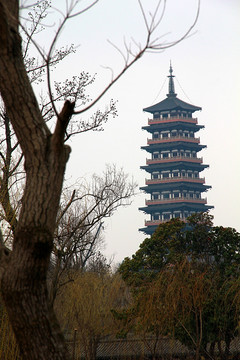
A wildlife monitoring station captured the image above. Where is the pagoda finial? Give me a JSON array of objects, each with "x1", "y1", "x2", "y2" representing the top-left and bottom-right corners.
[{"x1": 167, "y1": 61, "x2": 177, "y2": 97}]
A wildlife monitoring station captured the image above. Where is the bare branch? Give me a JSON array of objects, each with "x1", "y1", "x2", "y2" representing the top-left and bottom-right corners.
[
  {"x1": 73, "y1": 0, "x2": 200, "y2": 115},
  {"x1": 56, "y1": 189, "x2": 76, "y2": 228}
]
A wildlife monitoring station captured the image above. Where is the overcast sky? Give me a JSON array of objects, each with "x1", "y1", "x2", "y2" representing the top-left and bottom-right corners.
[{"x1": 30, "y1": 0, "x2": 240, "y2": 264}]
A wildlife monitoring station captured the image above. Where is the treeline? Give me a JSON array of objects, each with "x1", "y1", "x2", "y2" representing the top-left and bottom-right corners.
[
  {"x1": 1, "y1": 213, "x2": 240, "y2": 360},
  {"x1": 56, "y1": 213, "x2": 240, "y2": 360},
  {"x1": 117, "y1": 213, "x2": 240, "y2": 360}
]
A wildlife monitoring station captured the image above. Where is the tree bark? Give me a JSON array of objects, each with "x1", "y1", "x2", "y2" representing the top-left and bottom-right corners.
[{"x1": 0, "y1": 1, "x2": 74, "y2": 358}]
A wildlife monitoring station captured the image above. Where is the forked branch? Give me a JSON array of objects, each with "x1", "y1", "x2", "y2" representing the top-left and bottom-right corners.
[{"x1": 20, "y1": 0, "x2": 200, "y2": 121}]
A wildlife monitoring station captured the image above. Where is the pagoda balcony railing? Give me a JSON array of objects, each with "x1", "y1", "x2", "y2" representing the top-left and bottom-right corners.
[
  {"x1": 146, "y1": 156, "x2": 203, "y2": 165},
  {"x1": 147, "y1": 136, "x2": 200, "y2": 145},
  {"x1": 145, "y1": 218, "x2": 187, "y2": 226},
  {"x1": 148, "y1": 117, "x2": 198, "y2": 125},
  {"x1": 145, "y1": 176, "x2": 205, "y2": 185},
  {"x1": 145, "y1": 197, "x2": 207, "y2": 205}
]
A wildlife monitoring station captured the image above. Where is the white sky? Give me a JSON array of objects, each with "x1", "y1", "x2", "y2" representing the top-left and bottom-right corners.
[{"x1": 30, "y1": 0, "x2": 240, "y2": 264}]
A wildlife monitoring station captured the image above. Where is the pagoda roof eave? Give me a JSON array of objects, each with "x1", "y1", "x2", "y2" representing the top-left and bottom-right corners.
[
  {"x1": 139, "y1": 226, "x2": 156, "y2": 235},
  {"x1": 140, "y1": 163, "x2": 209, "y2": 172},
  {"x1": 141, "y1": 144, "x2": 206, "y2": 152},
  {"x1": 142, "y1": 124, "x2": 204, "y2": 132},
  {"x1": 140, "y1": 184, "x2": 212, "y2": 193},
  {"x1": 143, "y1": 96, "x2": 201, "y2": 114},
  {"x1": 139, "y1": 204, "x2": 214, "y2": 213}
]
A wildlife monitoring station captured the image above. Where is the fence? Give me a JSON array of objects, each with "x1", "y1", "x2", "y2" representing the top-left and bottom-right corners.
[
  {"x1": 66, "y1": 334, "x2": 240, "y2": 360},
  {"x1": 1, "y1": 317, "x2": 240, "y2": 360}
]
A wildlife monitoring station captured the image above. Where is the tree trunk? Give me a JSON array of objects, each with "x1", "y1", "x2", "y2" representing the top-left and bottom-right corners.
[
  {"x1": 1, "y1": 229, "x2": 69, "y2": 359},
  {"x1": 0, "y1": 1, "x2": 74, "y2": 358}
]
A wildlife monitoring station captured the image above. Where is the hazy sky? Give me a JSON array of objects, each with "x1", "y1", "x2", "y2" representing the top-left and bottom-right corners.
[{"x1": 30, "y1": 0, "x2": 240, "y2": 263}]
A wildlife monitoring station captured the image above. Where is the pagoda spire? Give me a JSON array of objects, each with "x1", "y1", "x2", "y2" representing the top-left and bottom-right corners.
[{"x1": 167, "y1": 62, "x2": 177, "y2": 97}]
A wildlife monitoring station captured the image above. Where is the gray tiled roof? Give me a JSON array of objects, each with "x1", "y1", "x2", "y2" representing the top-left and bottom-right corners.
[
  {"x1": 143, "y1": 96, "x2": 201, "y2": 114},
  {"x1": 67, "y1": 336, "x2": 240, "y2": 359},
  {"x1": 96, "y1": 337, "x2": 190, "y2": 358}
]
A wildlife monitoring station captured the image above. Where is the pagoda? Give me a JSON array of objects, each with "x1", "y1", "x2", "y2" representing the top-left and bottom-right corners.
[{"x1": 139, "y1": 64, "x2": 213, "y2": 235}]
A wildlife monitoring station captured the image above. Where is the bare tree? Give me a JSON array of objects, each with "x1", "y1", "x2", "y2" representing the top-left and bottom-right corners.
[
  {"x1": 0, "y1": 0, "x2": 115, "y2": 249},
  {"x1": 0, "y1": 0, "x2": 200, "y2": 358},
  {"x1": 48, "y1": 164, "x2": 137, "y2": 305},
  {"x1": 0, "y1": 0, "x2": 118, "y2": 260}
]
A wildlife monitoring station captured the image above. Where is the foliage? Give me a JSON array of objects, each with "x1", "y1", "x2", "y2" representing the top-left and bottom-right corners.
[
  {"x1": 119, "y1": 218, "x2": 186, "y2": 287},
  {"x1": 56, "y1": 271, "x2": 129, "y2": 360},
  {"x1": 118, "y1": 213, "x2": 240, "y2": 360}
]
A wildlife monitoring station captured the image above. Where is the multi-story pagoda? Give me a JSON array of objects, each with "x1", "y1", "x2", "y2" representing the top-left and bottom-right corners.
[{"x1": 139, "y1": 64, "x2": 213, "y2": 235}]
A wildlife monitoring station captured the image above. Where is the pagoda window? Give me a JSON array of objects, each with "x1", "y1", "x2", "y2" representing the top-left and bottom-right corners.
[
  {"x1": 152, "y1": 193, "x2": 159, "y2": 200},
  {"x1": 152, "y1": 172, "x2": 159, "y2": 179},
  {"x1": 153, "y1": 132, "x2": 159, "y2": 139},
  {"x1": 171, "y1": 130, "x2": 178, "y2": 137},
  {"x1": 190, "y1": 132, "x2": 194, "y2": 138},
  {"x1": 162, "y1": 192, "x2": 170, "y2": 199},
  {"x1": 161, "y1": 131, "x2": 169, "y2": 138},
  {"x1": 187, "y1": 171, "x2": 193, "y2": 178},
  {"x1": 185, "y1": 151, "x2": 191, "y2": 158},
  {"x1": 194, "y1": 172, "x2": 199, "y2": 178},
  {"x1": 182, "y1": 170, "x2": 186, "y2": 177},
  {"x1": 192, "y1": 151, "x2": 196, "y2": 158},
  {"x1": 163, "y1": 212, "x2": 171, "y2": 220},
  {"x1": 162, "y1": 171, "x2": 170, "y2": 178},
  {"x1": 153, "y1": 152, "x2": 159, "y2": 159},
  {"x1": 189, "y1": 192, "x2": 194, "y2": 198},
  {"x1": 153, "y1": 213, "x2": 160, "y2": 221},
  {"x1": 173, "y1": 191, "x2": 180, "y2": 198},
  {"x1": 183, "y1": 131, "x2": 189, "y2": 138},
  {"x1": 153, "y1": 112, "x2": 159, "y2": 119},
  {"x1": 162, "y1": 151, "x2": 169, "y2": 159},
  {"x1": 173, "y1": 211, "x2": 181, "y2": 218},
  {"x1": 173, "y1": 171, "x2": 179, "y2": 177}
]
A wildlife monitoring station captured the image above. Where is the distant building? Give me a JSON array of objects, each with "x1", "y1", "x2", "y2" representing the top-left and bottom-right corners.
[{"x1": 139, "y1": 64, "x2": 213, "y2": 235}]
